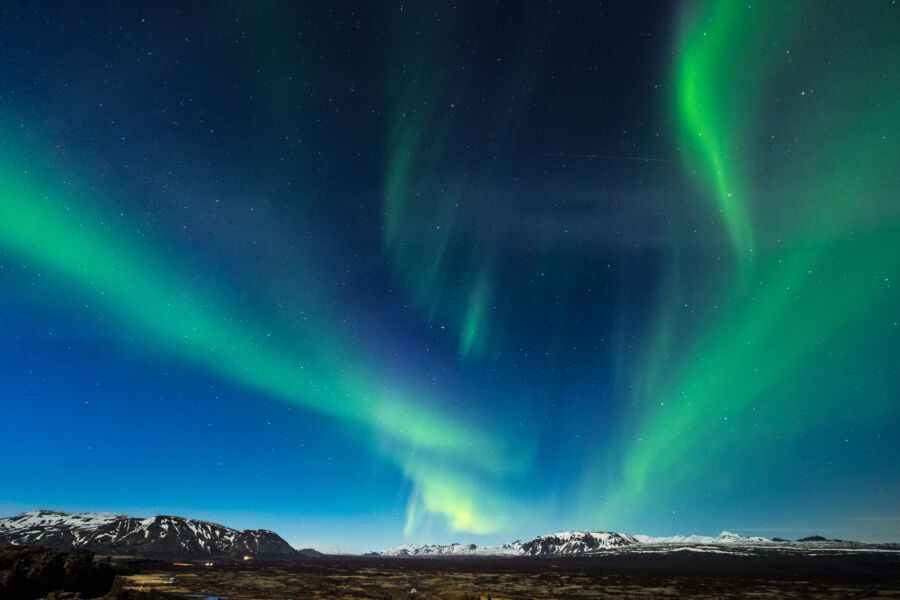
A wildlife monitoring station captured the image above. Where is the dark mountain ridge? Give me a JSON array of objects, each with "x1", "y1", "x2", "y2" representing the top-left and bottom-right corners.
[{"x1": 0, "y1": 510, "x2": 300, "y2": 560}]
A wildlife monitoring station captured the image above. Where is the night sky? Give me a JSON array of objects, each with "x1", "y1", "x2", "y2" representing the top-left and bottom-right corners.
[{"x1": 1, "y1": 1, "x2": 898, "y2": 551}]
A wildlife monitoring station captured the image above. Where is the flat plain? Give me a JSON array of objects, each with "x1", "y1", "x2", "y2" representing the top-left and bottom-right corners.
[{"x1": 117, "y1": 551, "x2": 900, "y2": 600}]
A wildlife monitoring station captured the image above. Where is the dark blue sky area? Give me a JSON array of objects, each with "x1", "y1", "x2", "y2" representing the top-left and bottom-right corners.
[{"x1": 1, "y1": 1, "x2": 897, "y2": 549}]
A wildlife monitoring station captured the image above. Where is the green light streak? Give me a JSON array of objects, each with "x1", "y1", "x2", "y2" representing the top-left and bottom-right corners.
[
  {"x1": 458, "y1": 266, "x2": 492, "y2": 359},
  {"x1": 383, "y1": 48, "x2": 480, "y2": 356},
  {"x1": 610, "y1": 234, "x2": 898, "y2": 507},
  {"x1": 601, "y1": 0, "x2": 900, "y2": 520},
  {"x1": 380, "y1": 4, "x2": 540, "y2": 363},
  {"x1": 0, "y1": 151, "x2": 517, "y2": 535},
  {"x1": 403, "y1": 458, "x2": 517, "y2": 536},
  {"x1": 674, "y1": 2, "x2": 794, "y2": 263}
]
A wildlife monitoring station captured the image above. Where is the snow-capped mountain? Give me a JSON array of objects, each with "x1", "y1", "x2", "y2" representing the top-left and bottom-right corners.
[
  {"x1": 379, "y1": 531, "x2": 639, "y2": 557},
  {"x1": 376, "y1": 530, "x2": 798, "y2": 557},
  {"x1": 520, "y1": 531, "x2": 638, "y2": 555},
  {"x1": 380, "y1": 541, "x2": 523, "y2": 557},
  {"x1": 0, "y1": 510, "x2": 299, "y2": 559},
  {"x1": 634, "y1": 531, "x2": 770, "y2": 545}
]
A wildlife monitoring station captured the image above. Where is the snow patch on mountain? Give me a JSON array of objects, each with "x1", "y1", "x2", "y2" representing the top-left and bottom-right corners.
[
  {"x1": 0, "y1": 510, "x2": 125, "y2": 533},
  {"x1": 375, "y1": 530, "x2": 870, "y2": 557},
  {"x1": 381, "y1": 542, "x2": 521, "y2": 556},
  {"x1": 521, "y1": 531, "x2": 638, "y2": 555},
  {"x1": 379, "y1": 531, "x2": 639, "y2": 557},
  {"x1": 0, "y1": 510, "x2": 298, "y2": 559},
  {"x1": 634, "y1": 531, "x2": 770, "y2": 545}
]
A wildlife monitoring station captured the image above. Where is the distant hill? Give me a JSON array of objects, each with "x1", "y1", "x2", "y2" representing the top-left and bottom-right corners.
[
  {"x1": 0, "y1": 510, "x2": 302, "y2": 560},
  {"x1": 381, "y1": 541, "x2": 522, "y2": 557},
  {"x1": 375, "y1": 529, "x2": 888, "y2": 557},
  {"x1": 378, "y1": 530, "x2": 770, "y2": 557}
]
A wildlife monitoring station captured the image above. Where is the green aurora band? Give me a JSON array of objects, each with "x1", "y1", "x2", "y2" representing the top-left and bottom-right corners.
[
  {"x1": 383, "y1": 41, "x2": 497, "y2": 361},
  {"x1": 0, "y1": 143, "x2": 523, "y2": 535},
  {"x1": 1, "y1": 0, "x2": 897, "y2": 539},
  {"x1": 598, "y1": 1, "x2": 899, "y2": 521},
  {"x1": 382, "y1": 3, "x2": 551, "y2": 363},
  {"x1": 673, "y1": 3, "x2": 803, "y2": 264}
]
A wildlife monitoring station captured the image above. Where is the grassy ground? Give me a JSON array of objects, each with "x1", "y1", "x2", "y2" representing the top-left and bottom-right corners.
[{"x1": 116, "y1": 553, "x2": 900, "y2": 600}]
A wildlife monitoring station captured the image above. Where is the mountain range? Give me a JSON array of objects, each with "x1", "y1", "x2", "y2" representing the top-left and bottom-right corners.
[
  {"x1": 377, "y1": 530, "x2": 790, "y2": 557},
  {"x1": 1, "y1": 510, "x2": 888, "y2": 560},
  {"x1": 0, "y1": 510, "x2": 315, "y2": 560}
]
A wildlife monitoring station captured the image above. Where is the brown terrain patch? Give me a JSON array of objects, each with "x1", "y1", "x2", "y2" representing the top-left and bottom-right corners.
[{"x1": 110, "y1": 553, "x2": 900, "y2": 599}]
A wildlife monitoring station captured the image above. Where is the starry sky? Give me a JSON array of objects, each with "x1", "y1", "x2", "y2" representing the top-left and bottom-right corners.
[{"x1": 1, "y1": 1, "x2": 898, "y2": 551}]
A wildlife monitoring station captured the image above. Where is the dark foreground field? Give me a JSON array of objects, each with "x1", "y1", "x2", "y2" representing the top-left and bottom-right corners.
[{"x1": 116, "y1": 551, "x2": 900, "y2": 600}]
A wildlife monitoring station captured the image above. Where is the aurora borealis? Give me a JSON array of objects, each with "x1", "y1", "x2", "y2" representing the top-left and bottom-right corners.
[{"x1": 1, "y1": 1, "x2": 898, "y2": 549}]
